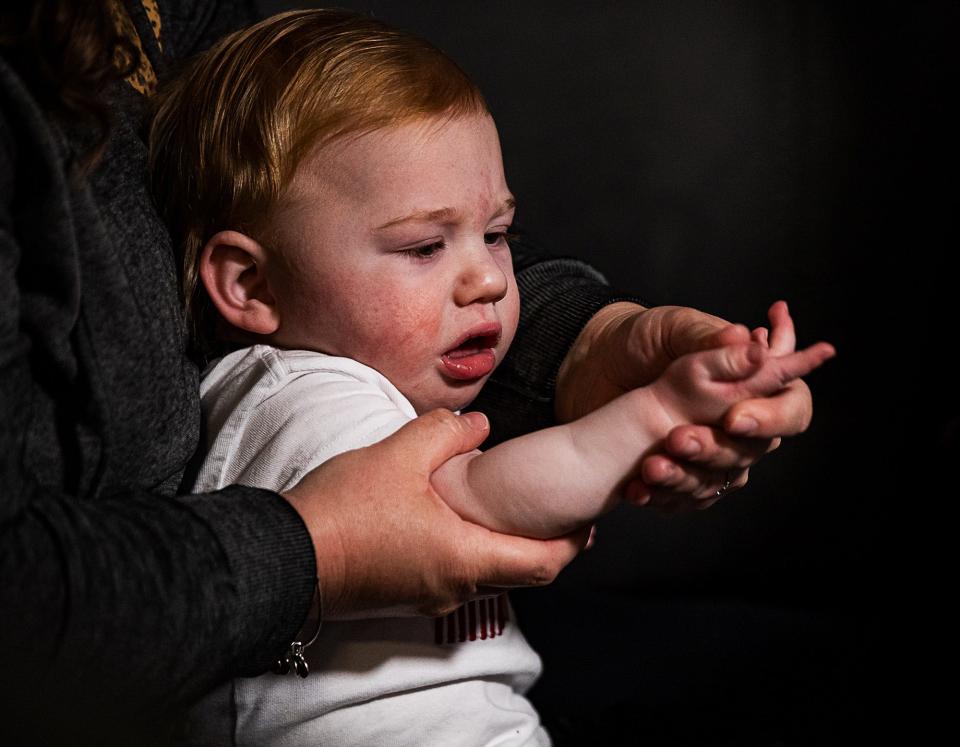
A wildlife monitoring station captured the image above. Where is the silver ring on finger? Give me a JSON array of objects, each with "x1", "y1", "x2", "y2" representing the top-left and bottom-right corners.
[{"x1": 715, "y1": 472, "x2": 734, "y2": 498}]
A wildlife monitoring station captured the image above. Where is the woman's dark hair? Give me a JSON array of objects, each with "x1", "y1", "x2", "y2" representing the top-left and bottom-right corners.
[{"x1": 0, "y1": 1, "x2": 140, "y2": 168}]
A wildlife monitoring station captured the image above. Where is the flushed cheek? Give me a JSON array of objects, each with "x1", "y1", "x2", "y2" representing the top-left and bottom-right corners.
[
  {"x1": 495, "y1": 282, "x2": 521, "y2": 357},
  {"x1": 347, "y1": 296, "x2": 444, "y2": 380}
]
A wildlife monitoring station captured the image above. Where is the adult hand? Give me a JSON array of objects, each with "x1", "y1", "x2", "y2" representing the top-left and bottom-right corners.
[
  {"x1": 283, "y1": 409, "x2": 588, "y2": 619},
  {"x1": 555, "y1": 300, "x2": 817, "y2": 509}
]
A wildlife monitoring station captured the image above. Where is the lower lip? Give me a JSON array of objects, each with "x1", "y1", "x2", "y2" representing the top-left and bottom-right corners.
[{"x1": 441, "y1": 349, "x2": 497, "y2": 381}]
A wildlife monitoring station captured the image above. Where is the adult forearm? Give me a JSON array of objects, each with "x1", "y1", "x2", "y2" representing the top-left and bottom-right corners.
[{"x1": 0, "y1": 484, "x2": 315, "y2": 730}]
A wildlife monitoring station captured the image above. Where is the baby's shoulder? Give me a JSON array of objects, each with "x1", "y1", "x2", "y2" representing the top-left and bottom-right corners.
[
  {"x1": 195, "y1": 345, "x2": 419, "y2": 492},
  {"x1": 201, "y1": 345, "x2": 417, "y2": 423}
]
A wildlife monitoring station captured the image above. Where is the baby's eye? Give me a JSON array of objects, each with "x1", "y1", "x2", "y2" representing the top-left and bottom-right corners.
[
  {"x1": 484, "y1": 231, "x2": 516, "y2": 247},
  {"x1": 404, "y1": 242, "x2": 444, "y2": 260}
]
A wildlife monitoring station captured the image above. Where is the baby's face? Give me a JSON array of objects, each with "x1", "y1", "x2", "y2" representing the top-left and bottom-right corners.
[{"x1": 268, "y1": 113, "x2": 519, "y2": 413}]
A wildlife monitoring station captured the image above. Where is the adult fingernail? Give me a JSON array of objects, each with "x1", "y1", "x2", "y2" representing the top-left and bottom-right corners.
[
  {"x1": 461, "y1": 411, "x2": 489, "y2": 430},
  {"x1": 729, "y1": 415, "x2": 758, "y2": 435},
  {"x1": 680, "y1": 438, "x2": 701, "y2": 456},
  {"x1": 629, "y1": 486, "x2": 651, "y2": 505}
]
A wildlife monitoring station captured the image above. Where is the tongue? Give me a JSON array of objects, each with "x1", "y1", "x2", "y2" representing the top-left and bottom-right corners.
[
  {"x1": 446, "y1": 339, "x2": 484, "y2": 358},
  {"x1": 441, "y1": 348, "x2": 496, "y2": 380}
]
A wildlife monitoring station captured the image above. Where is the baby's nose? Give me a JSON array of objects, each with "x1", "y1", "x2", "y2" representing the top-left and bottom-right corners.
[{"x1": 455, "y1": 249, "x2": 508, "y2": 306}]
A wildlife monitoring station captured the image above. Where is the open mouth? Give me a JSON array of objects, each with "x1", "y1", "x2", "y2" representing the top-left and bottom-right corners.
[
  {"x1": 443, "y1": 331, "x2": 501, "y2": 359},
  {"x1": 440, "y1": 326, "x2": 502, "y2": 381}
]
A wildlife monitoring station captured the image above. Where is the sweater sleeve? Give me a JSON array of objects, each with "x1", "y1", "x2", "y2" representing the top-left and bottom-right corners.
[
  {"x1": 473, "y1": 236, "x2": 647, "y2": 445},
  {"x1": 0, "y1": 65, "x2": 315, "y2": 740}
]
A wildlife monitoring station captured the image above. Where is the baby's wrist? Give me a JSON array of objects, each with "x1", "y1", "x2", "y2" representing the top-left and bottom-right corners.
[{"x1": 622, "y1": 383, "x2": 677, "y2": 447}]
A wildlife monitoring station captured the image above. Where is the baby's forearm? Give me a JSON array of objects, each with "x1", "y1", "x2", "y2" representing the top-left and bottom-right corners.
[{"x1": 431, "y1": 387, "x2": 672, "y2": 538}]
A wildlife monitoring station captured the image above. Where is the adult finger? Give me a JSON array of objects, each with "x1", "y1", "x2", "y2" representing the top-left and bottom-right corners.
[
  {"x1": 725, "y1": 379, "x2": 814, "y2": 437},
  {"x1": 632, "y1": 484, "x2": 731, "y2": 515},
  {"x1": 471, "y1": 525, "x2": 590, "y2": 591},
  {"x1": 637, "y1": 455, "x2": 750, "y2": 500},
  {"x1": 662, "y1": 423, "x2": 777, "y2": 469},
  {"x1": 393, "y1": 409, "x2": 490, "y2": 476}
]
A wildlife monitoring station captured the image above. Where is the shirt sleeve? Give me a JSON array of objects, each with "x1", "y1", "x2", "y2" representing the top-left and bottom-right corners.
[
  {"x1": 198, "y1": 355, "x2": 416, "y2": 495},
  {"x1": 474, "y1": 236, "x2": 647, "y2": 445}
]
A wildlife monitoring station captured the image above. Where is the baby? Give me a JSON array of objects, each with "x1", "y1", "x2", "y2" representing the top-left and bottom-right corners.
[{"x1": 150, "y1": 9, "x2": 833, "y2": 745}]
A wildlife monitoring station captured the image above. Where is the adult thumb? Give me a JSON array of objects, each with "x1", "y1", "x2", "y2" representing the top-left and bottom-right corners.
[{"x1": 388, "y1": 409, "x2": 490, "y2": 473}]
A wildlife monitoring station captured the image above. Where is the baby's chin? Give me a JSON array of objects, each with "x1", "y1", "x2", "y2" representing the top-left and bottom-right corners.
[{"x1": 408, "y1": 380, "x2": 486, "y2": 415}]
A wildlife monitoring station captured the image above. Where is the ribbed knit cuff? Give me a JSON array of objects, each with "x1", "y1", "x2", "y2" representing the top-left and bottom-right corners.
[{"x1": 181, "y1": 485, "x2": 316, "y2": 675}]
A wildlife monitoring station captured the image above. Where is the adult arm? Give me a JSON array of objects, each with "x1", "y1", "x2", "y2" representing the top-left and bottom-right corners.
[{"x1": 0, "y1": 97, "x2": 316, "y2": 731}]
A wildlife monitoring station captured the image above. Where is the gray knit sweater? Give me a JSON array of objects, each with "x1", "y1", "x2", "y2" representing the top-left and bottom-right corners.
[{"x1": 0, "y1": 1, "x2": 633, "y2": 742}]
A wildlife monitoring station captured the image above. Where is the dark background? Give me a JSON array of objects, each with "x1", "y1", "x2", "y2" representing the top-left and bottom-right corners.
[{"x1": 257, "y1": 2, "x2": 951, "y2": 743}]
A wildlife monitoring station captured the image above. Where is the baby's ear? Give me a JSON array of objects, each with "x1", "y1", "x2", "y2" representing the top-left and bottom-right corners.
[{"x1": 199, "y1": 230, "x2": 279, "y2": 336}]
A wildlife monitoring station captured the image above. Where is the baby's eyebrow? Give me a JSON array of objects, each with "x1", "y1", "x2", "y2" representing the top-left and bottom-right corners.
[
  {"x1": 376, "y1": 206, "x2": 459, "y2": 230},
  {"x1": 375, "y1": 197, "x2": 516, "y2": 231}
]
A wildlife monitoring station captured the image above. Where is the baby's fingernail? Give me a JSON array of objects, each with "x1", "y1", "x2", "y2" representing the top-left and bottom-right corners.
[{"x1": 729, "y1": 415, "x2": 758, "y2": 435}]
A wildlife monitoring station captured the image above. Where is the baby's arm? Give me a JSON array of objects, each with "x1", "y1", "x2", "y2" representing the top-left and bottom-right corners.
[{"x1": 432, "y1": 335, "x2": 834, "y2": 539}]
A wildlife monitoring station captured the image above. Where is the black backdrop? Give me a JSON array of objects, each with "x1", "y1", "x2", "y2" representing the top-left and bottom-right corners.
[{"x1": 254, "y1": 2, "x2": 952, "y2": 743}]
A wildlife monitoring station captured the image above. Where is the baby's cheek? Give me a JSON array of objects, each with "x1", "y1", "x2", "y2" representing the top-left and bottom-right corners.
[
  {"x1": 393, "y1": 307, "x2": 441, "y2": 348},
  {"x1": 357, "y1": 297, "x2": 441, "y2": 371},
  {"x1": 499, "y1": 283, "x2": 521, "y2": 350}
]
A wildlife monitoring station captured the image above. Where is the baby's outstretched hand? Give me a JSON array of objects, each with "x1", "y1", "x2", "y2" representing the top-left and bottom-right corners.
[
  {"x1": 650, "y1": 336, "x2": 835, "y2": 428},
  {"x1": 630, "y1": 301, "x2": 834, "y2": 510}
]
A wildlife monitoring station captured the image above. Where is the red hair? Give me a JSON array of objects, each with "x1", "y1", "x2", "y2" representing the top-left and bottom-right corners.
[{"x1": 149, "y1": 9, "x2": 487, "y2": 356}]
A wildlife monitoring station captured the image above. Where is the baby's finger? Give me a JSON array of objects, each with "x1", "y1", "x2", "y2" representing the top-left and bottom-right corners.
[
  {"x1": 767, "y1": 300, "x2": 796, "y2": 355},
  {"x1": 751, "y1": 327, "x2": 770, "y2": 347},
  {"x1": 745, "y1": 342, "x2": 836, "y2": 396}
]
